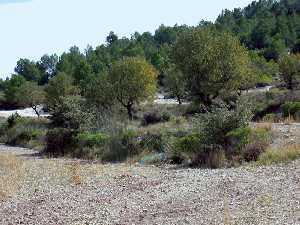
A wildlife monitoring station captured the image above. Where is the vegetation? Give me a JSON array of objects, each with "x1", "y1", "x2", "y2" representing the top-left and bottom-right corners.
[
  {"x1": 172, "y1": 27, "x2": 252, "y2": 105},
  {"x1": 279, "y1": 54, "x2": 300, "y2": 90},
  {"x1": 258, "y1": 144, "x2": 300, "y2": 165},
  {"x1": 1, "y1": 0, "x2": 300, "y2": 168}
]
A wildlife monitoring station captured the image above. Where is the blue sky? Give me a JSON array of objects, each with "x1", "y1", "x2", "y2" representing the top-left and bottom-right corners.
[{"x1": 0, "y1": 0, "x2": 253, "y2": 79}]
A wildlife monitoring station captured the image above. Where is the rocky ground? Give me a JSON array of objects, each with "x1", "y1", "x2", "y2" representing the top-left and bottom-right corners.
[{"x1": 0, "y1": 123, "x2": 299, "y2": 225}]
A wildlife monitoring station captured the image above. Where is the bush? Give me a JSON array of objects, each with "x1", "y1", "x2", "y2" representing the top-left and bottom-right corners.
[
  {"x1": 282, "y1": 102, "x2": 300, "y2": 118},
  {"x1": 75, "y1": 132, "x2": 107, "y2": 148},
  {"x1": 262, "y1": 113, "x2": 277, "y2": 122},
  {"x1": 243, "y1": 142, "x2": 268, "y2": 162},
  {"x1": 172, "y1": 134, "x2": 226, "y2": 168},
  {"x1": 45, "y1": 128, "x2": 75, "y2": 156},
  {"x1": 140, "y1": 133, "x2": 168, "y2": 153},
  {"x1": 194, "y1": 101, "x2": 253, "y2": 146},
  {"x1": 142, "y1": 111, "x2": 171, "y2": 126},
  {"x1": 102, "y1": 129, "x2": 140, "y2": 162},
  {"x1": 7, "y1": 113, "x2": 21, "y2": 128}
]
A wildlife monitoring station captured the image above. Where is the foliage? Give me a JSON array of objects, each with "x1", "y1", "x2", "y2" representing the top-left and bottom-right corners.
[
  {"x1": 3, "y1": 75, "x2": 26, "y2": 108},
  {"x1": 279, "y1": 54, "x2": 300, "y2": 90},
  {"x1": 109, "y1": 57, "x2": 158, "y2": 119},
  {"x1": 173, "y1": 27, "x2": 253, "y2": 105},
  {"x1": 15, "y1": 81, "x2": 45, "y2": 117},
  {"x1": 193, "y1": 100, "x2": 253, "y2": 146},
  {"x1": 282, "y1": 101, "x2": 300, "y2": 117},
  {"x1": 216, "y1": 0, "x2": 300, "y2": 60},
  {"x1": 75, "y1": 132, "x2": 108, "y2": 148},
  {"x1": 165, "y1": 66, "x2": 186, "y2": 104},
  {"x1": 45, "y1": 72, "x2": 78, "y2": 111}
]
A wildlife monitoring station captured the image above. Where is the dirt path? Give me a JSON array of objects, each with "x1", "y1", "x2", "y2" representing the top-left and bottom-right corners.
[{"x1": 0, "y1": 145, "x2": 299, "y2": 225}]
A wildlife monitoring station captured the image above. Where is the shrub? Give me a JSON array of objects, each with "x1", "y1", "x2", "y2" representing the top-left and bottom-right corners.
[
  {"x1": 282, "y1": 102, "x2": 300, "y2": 118},
  {"x1": 194, "y1": 101, "x2": 253, "y2": 146},
  {"x1": 7, "y1": 113, "x2": 21, "y2": 128},
  {"x1": 102, "y1": 129, "x2": 140, "y2": 162},
  {"x1": 173, "y1": 134, "x2": 226, "y2": 168},
  {"x1": 243, "y1": 142, "x2": 268, "y2": 162},
  {"x1": 258, "y1": 145, "x2": 300, "y2": 165},
  {"x1": 75, "y1": 132, "x2": 107, "y2": 148},
  {"x1": 140, "y1": 133, "x2": 167, "y2": 153},
  {"x1": 45, "y1": 128, "x2": 75, "y2": 156},
  {"x1": 142, "y1": 111, "x2": 171, "y2": 126},
  {"x1": 262, "y1": 113, "x2": 277, "y2": 122}
]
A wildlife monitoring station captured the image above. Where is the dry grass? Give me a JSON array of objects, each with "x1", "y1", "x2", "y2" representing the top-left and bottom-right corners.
[
  {"x1": 258, "y1": 144, "x2": 300, "y2": 165},
  {"x1": 224, "y1": 194, "x2": 231, "y2": 225},
  {"x1": 0, "y1": 153, "x2": 24, "y2": 200},
  {"x1": 255, "y1": 122, "x2": 273, "y2": 132},
  {"x1": 68, "y1": 162, "x2": 83, "y2": 185}
]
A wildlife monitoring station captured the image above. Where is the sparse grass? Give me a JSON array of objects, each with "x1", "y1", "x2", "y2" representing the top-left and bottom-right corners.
[
  {"x1": 0, "y1": 153, "x2": 24, "y2": 200},
  {"x1": 257, "y1": 144, "x2": 300, "y2": 165},
  {"x1": 68, "y1": 162, "x2": 83, "y2": 185},
  {"x1": 224, "y1": 194, "x2": 231, "y2": 225},
  {"x1": 255, "y1": 122, "x2": 272, "y2": 132}
]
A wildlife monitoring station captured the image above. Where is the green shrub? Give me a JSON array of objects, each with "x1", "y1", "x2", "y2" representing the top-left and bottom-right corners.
[
  {"x1": 76, "y1": 132, "x2": 108, "y2": 147},
  {"x1": 194, "y1": 101, "x2": 253, "y2": 146},
  {"x1": 226, "y1": 127, "x2": 252, "y2": 153},
  {"x1": 282, "y1": 102, "x2": 300, "y2": 117},
  {"x1": 262, "y1": 113, "x2": 277, "y2": 122}
]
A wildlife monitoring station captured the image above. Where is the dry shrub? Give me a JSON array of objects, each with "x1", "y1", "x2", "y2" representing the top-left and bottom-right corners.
[
  {"x1": 68, "y1": 162, "x2": 83, "y2": 185},
  {"x1": 224, "y1": 194, "x2": 231, "y2": 225},
  {"x1": 0, "y1": 153, "x2": 24, "y2": 200}
]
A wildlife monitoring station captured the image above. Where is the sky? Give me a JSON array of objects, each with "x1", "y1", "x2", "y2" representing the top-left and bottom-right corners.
[{"x1": 0, "y1": 0, "x2": 254, "y2": 79}]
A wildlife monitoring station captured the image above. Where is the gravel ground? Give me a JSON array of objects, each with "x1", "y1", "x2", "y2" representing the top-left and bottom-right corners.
[
  {"x1": 270, "y1": 123, "x2": 300, "y2": 149},
  {"x1": 0, "y1": 145, "x2": 299, "y2": 225}
]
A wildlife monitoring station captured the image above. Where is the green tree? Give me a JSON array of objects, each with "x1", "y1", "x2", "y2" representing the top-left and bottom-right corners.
[
  {"x1": 165, "y1": 67, "x2": 186, "y2": 104},
  {"x1": 45, "y1": 72, "x2": 78, "y2": 111},
  {"x1": 14, "y1": 59, "x2": 42, "y2": 83},
  {"x1": 279, "y1": 54, "x2": 300, "y2": 90},
  {"x1": 15, "y1": 81, "x2": 45, "y2": 117},
  {"x1": 4, "y1": 75, "x2": 26, "y2": 107},
  {"x1": 37, "y1": 54, "x2": 58, "y2": 84},
  {"x1": 173, "y1": 27, "x2": 252, "y2": 105},
  {"x1": 109, "y1": 57, "x2": 158, "y2": 119}
]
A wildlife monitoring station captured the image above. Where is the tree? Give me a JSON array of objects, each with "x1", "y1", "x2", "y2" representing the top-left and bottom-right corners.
[
  {"x1": 165, "y1": 67, "x2": 186, "y2": 104},
  {"x1": 4, "y1": 74, "x2": 26, "y2": 107},
  {"x1": 109, "y1": 57, "x2": 158, "y2": 119},
  {"x1": 106, "y1": 31, "x2": 118, "y2": 46},
  {"x1": 37, "y1": 54, "x2": 58, "y2": 84},
  {"x1": 172, "y1": 27, "x2": 252, "y2": 105},
  {"x1": 15, "y1": 82, "x2": 45, "y2": 117},
  {"x1": 279, "y1": 54, "x2": 300, "y2": 90},
  {"x1": 14, "y1": 59, "x2": 42, "y2": 83},
  {"x1": 81, "y1": 73, "x2": 115, "y2": 110},
  {"x1": 45, "y1": 72, "x2": 78, "y2": 111}
]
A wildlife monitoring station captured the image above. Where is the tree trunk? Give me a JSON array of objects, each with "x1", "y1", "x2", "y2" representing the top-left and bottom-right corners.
[
  {"x1": 126, "y1": 104, "x2": 133, "y2": 120},
  {"x1": 32, "y1": 106, "x2": 40, "y2": 117},
  {"x1": 177, "y1": 96, "x2": 182, "y2": 105}
]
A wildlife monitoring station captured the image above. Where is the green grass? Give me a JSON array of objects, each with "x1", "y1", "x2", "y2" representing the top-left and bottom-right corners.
[{"x1": 257, "y1": 145, "x2": 300, "y2": 165}]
